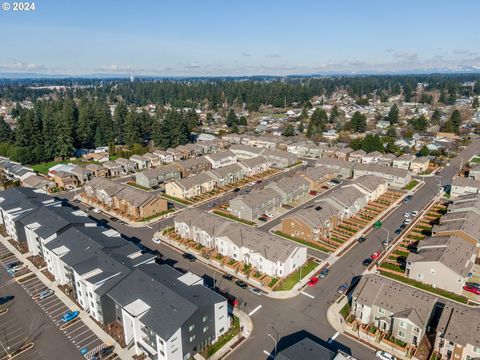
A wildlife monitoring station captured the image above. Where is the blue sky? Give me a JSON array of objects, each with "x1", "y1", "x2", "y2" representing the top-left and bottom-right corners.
[{"x1": 1, "y1": 0, "x2": 479, "y2": 76}]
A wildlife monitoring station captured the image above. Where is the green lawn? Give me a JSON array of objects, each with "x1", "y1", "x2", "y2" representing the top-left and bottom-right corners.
[
  {"x1": 380, "y1": 262, "x2": 404, "y2": 272},
  {"x1": 31, "y1": 159, "x2": 99, "y2": 175},
  {"x1": 127, "y1": 181, "x2": 151, "y2": 191},
  {"x1": 274, "y1": 259, "x2": 318, "y2": 291},
  {"x1": 404, "y1": 180, "x2": 419, "y2": 191},
  {"x1": 213, "y1": 210, "x2": 256, "y2": 226},
  {"x1": 470, "y1": 157, "x2": 480, "y2": 163},
  {"x1": 274, "y1": 231, "x2": 332, "y2": 253},
  {"x1": 379, "y1": 270, "x2": 469, "y2": 304},
  {"x1": 161, "y1": 194, "x2": 193, "y2": 205},
  {"x1": 339, "y1": 302, "x2": 351, "y2": 320}
]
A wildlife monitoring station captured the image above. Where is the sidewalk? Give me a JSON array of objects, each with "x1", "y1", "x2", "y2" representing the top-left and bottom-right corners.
[{"x1": 0, "y1": 235, "x2": 134, "y2": 360}]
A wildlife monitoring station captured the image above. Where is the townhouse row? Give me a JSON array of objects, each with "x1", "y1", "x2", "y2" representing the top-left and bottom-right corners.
[
  {"x1": 405, "y1": 193, "x2": 480, "y2": 295},
  {"x1": 0, "y1": 187, "x2": 229, "y2": 360},
  {"x1": 280, "y1": 175, "x2": 388, "y2": 243},
  {"x1": 349, "y1": 274, "x2": 480, "y2": 360},
  {"x1": 174, "y1": 208, "x2": 308, "y2": 278},
  {"x1": 315, "y1": 157, "x2": 412, "y2": 188}
]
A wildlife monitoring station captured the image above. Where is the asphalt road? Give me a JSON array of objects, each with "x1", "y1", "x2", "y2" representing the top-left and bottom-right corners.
[{"x1": 55, "y1": 139, "x2": 480, "y2": 360}]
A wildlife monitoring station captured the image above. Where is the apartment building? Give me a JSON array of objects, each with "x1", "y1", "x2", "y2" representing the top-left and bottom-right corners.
[
  {"x1": 204, "y1": 150, "x2": 237, "y2": 169},
  {"x1": 135, "y1": 165, "x2": 181, "y2": 189},
  {"x1": 229, "y1": 188, "x2": 282, "y2": 221},
  {"x1": 176, "y1": 157, "x2": 212, "y2": 177},
  {"x1": 165, "y1": 172, "x2": 217, "y2": 200}
]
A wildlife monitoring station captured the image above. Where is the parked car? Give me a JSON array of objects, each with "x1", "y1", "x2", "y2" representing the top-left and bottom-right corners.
[
  {"x1": 376, "y1": 351, "x2": 396, "y2": 360},
  {"x1": 249, "y1": 287, "x2": 263, "y2": 296},
  {"x1": 152, "y1": 237, "x2": 161, "y2": 244},
  {"x1": 309, "y1": 190, "x2": 318, "y2": 196},
  {"x1": 394, "y1": 228, "x2": 402, "y2": 235},
  {"x1": 463, "y1": 284, "x2": 480, "y2": 295},
  {"x1": 357, "y1": 236, "x2": 366, "y2": 243},
  {"x1": 337, "y1": 283, "x2": 348, "y2": 294},
  {"x1": 465, "y1": 282, "x2": 480, "y2": 290},
  {"x1": 371, "y1": 251, "x2": 381, "y2": 260},
  {"x1": 319, "y1": 268, "x2": 330, "y2": 278},
  {"x1": 61, "y1": 310, "x2": 79, "y2": 323},
  {"x1": 183, "y1": 253, "x2": 197, "y2": 262},
  {"x1": 222, "y1": 274, "x2": 234, "y2": 281},
  {"x1": 235, "y1": 280, "x2": 248, "y2": 289},
  {"x1": 233, "y1": 188, "x2": 241, "y2": 192},
  {"x1": 248, "y1": 182, "x2": 256, "y2": 187},
  {"x1": 411, "y1": 211, "x2": 419, "y2": 217},
  {"x1": 73, "y1": 199, "x2": 81, "y2": 203},
  {"x1": 403, "y1": 212, "x2": 411, "y2": 218},
  {"x1": 92, "y1": 346, "x2": 115, "y2": 360},
  {"x1": 403, "y1": 218, "x2": 412, "y2": 225},
  {"x1": 5, "y1": 261, "x2": 22, "y2": 270},
  {"x1": 92, "y1": 208, "x2": 102, "y2": 214},
  {"x1": 0, "y1": 296, "x2": 14, "y2": 305},
  {"x1": 331, "y1": 179, "x2": 342, "y2": 185},
  {"x1": 38, "y1": 289, "x2": 53, "y2": 300},
  {"x1": 307, "y1": 277, "x2": 319, "y2": 287},
  {"x1": 362, "y1": 258, "x2": 373, "y2": 266},
  {"x1": 382, "y1": 239, "x2": 389, "y2": 247},
  {"x1": 403, "y1": 195, "x2": 413, "y2": 204},
  {"x1": 258, "y1": 216, "x2": 268, "y2": 222},
  {"x1": 256, "y1": 180, "x2": 262, "y2": 184},
  {"x1": 264, "y1": 213, "x2": 274, "y2": 218}
]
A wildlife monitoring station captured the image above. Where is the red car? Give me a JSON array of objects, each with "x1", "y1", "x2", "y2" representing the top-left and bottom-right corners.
[
  {"x1": 307, "y1": 277, "x2": 319, "y2": 287},
  {"x1": 371, "y1": 251, "x2": 381, "y2": 260},
  {"x1": 309, "y1": 190, "x2": 318, "y2": 196},
  {"x1": 463, "y1": 285, "x2": 480, "y2": 295}
]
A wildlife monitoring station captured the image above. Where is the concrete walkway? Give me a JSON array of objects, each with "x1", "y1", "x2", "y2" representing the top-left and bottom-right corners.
[{"x1": 0, "y1": 235, "x2": 134, "y2": 360}]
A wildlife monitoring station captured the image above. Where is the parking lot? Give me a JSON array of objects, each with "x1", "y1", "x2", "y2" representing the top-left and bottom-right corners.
[{"x1": 0, "y1": 241, "x2": 119, "y2": 360}]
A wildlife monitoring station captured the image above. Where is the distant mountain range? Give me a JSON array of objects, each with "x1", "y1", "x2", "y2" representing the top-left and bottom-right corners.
[{"x1": 0, "y1": 66, "x2": 480, "y2": 80}]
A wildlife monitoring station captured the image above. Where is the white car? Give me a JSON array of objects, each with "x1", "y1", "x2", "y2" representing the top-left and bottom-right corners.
[
  {"x1": 403, "y1": 212, "x2": 411, "y2": 218},
  {"x1": 92, "y1": 208, "x2": 102, "y2": 214},
  {"x1": 411, "y1": 211, "x2": 419, "y2": 217},
  {"x1": 265, "y1": 213, "x2": 274, "y2": 218},
  {"x1": 152, "y1": 237, "x2": 161, "y2": 244},
  {"x1": 376, "y1": 351, "x2": 396, "y2": 360},
  {"x1": 248, "y1": 182, "x2": 256, "y2": 187},
  {"x1": 404, "y1": 218, "x2": 412, "y2": 225}
]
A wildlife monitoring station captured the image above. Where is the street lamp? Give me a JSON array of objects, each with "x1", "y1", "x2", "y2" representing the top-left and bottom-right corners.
[{"x1": 267, "y1": 333, "x2": 278, "y2": 358}]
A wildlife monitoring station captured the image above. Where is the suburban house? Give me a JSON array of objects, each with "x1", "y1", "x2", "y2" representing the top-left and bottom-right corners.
[
  {"x1": 230, "y1": 144, "x2": 264, "y2": 159},
  {"x1": 405, "y1": 235, "x2": 476, "y2": 294},
  {"x1": 410, "y1": 157, "x2": 430, "y2": 173},
  {"x1": 432, "y1": 209, "x2": 480, "y2": 245},
  {"x1": 281, "y1": 202, "x2": 341, "y2": 242},
  {"x1": 143, "y1": 152, "x2": 162, "y2": 167},
  {"x1": 176, "y1": 157, "x2": 212, "y2": 177},
  {"x1": 319, "y1": 186, "x2": 368, "y2": 219},
  {"x1": 166, "y1": 148, "x2": 185, "y2": 162},
  {"x1": 165, "y1": 172, "x2": 217, "y2": 200},
  {"x1": 377, "y1": 153, "x2": 396, "y2": 167},
  {"x1": 276, "y1": 338, "x2": 356, "y2": 360},
  {"x1": 174, "y1": 209, "x2": 307, "y2": 278},
  {"x1": 353, "y1": 163, "x2": 411, "y2": 188},
  {"x1": 261, "y1": 149, "x2": 297, "y2": 168},
  {"x1": 84, "y1": 151, "x2": 110, "y2": 163},
  {"x1": 103, "y1": 161, "x2": 124, "y2": 177},
  {"x1": 52, "y1": 171, "x2": 78, "y2": 190},
  {"x1": 299, "y1": 167, "x2": 336, "y2": 190},
  {"x1": 450, "y1": 177, "x2": 480, "y2": 198},
  {"x1": 130, "y1": 155, "x2": 150, "y2": 170},
  {"x1": 115, "y1": 158, "x2": 137, "y2": 173},
  {"x1": 392, "y1": 154, "x2": 415, "y2": 170},
  {"x1": 21, "y1": 174, "x2": 53, "y2": 191},
  {"x1": 84, "y1": 178, "x2": 168, "y2": 220},
  {"x1": 228, "y1": 188, "x2": 283, "y2": 221},
  {"x1": 210, "y1": 164, "x2": 245, "y2": 187},
  {"x1": 433, "y1": 303, "x2": 480, "y2": 360},
  {"x1": 107, "y1": 264, "x2": 230, "y2": 360},
  {"x1": 315, "y1": 158, "x2": 355, "y2": 178},
  {"x1": 334, "y1": 147, "x2": 353, "y2": 161},
  {"x1": 153, "y1": 150, "x2": 174, "y2": 164},
  {"x1": 350, "y1": 274, "x2": 437, "y2": 348},
  {"x1": 86, "y1": 163, "x2": 108, "y2": 178},
  {"x1": 135, "y1": 165, "x2": 181, "y2": 189},
  {"x1": 205, "y1": 150, "x2": 237, "y2": 169},
  {"x1": 265, "y1": 176, "x2": 309, "y2": 203},
  {"x1": 345, "y1": 175, "x2": 388, "y2": 202},
  {"x1": 70, "y1": 166, "x2": 92, "y2": 184},
  {"x1": 48, "y1": 163, "x2": 75, "y2": 178},
  {"x1": 238, "y1": 156, "x2": 270, "y2": 177},
  {"x1": 361, "y1": 151, "x2": 382, "y2": 164},
  {"x1": 348, "y1": 150, "x2": 366, "y2": 163}
]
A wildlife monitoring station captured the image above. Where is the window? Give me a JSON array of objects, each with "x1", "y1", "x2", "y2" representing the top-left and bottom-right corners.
[
  {"x1": 219, "y1": 315, "x2": 224, "y2": 320},
  {"x1": 189, "y1": 324, "x2": 195, "y2": 331},
  {"x1": 473, "y1": 347, "x2": 480, "y2": 354},
  {"x1": 457, "y1": 277, "x2": 463, "y2": 283},
  {"x1": 202, "y1": 315, "x2": 208, "y2": 322},
  {"x1": 398, "y1": 330, "x2": 406, "y2": 339},
  {"x1": 203, "y1": 326, "x2": 208, "y2": 333},
  {"x1": 378, "y1": 308, "x2": 385, "y2": 315},
  {"x1": 399, "y1": 321, "x2": 407, "y2": 329},
  {"x1": 219, "y1": 305, "x2": 224, "y2": 310},
  {"x1": 417, "y1": 273, "x2": 424, "y2": 280},
  {"x1": 172, "y1": 348, "x2": 178, "y2": 354},
  {"x1": 170, "y1": 337, "x2": 177, "y2": 343},
  {"x1": 189, "y1": 335, "x2": 196, "y2": 342}
]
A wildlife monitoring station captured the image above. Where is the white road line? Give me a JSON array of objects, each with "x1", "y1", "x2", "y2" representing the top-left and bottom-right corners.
[
  {"x1": 300, "y1": 291, "x2": 315, "y2": 299},
  {"x1": 328, "y1": 332, "x2": 340, "y2": 343},
  {"x1": 263, "y1": 350, "x2": 274, "y2": 358},
  {"x1": 248, "y1": 305, "x2": 262, "y2": 316}
]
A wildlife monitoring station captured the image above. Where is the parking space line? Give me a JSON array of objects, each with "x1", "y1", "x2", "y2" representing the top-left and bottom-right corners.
[
  {"x1": 64, "y1": 323, "x2": 86, "y2": 335},
  {"x1": 42, "y1": 300, "x2": 63, "y2": 311},
  {"x1": 300, "y1": 290, "x2": 315, "y2": 299},
  {"x1": 75, "y1": 334, "x2": 96, "y2": 347},
  {"x1": 48, "y1": 307, "x2": 67, "y2": 316},
  {"x1": 263, "y1": 350, "x2": 274, "y2": 358},
  {"x1": 39, "y1": 297, "x2": 59, "y2": 307},
  {"x1": 248, "y1": 305, "x2": 262, "y2": 316},
  {"x1": 70, "y1": 329, "x2": 91, "y2": 342}
]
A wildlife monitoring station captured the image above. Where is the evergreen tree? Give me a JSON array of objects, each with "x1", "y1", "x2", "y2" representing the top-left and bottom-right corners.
[
  {"x1": 297, "y1": 121, "x2": 305, "y2": 133},
  {"x1": 56, "y1": 100, "x2": 76, "y2": 158},
  {"x1": 124, "y1": 111, "x2": 141, "y2": 147},
  {"x1": 282, "y1": 124, "x2": 295, "y2": 137},
  {"x1": 472, "y1": 96, "x2": 479, "y2": 109},
  {"x1": 77, "y1": 99, "x2": 96, "y2": 148},
  {"x1": 431, "y1": 109, "x2": 441, "y2": 124},
  {"x1": 306, "y1": 108, "x2": 327, "y2": 137},
  {"x1": 0, "y1": 116, "x2": 13, "y2": 143},
  {"x1": 450, "y1": 109, "x2": 461, "y2": 133},
  {"x1": 351, "y1": 111, "x2": 367, "y2": 133},
  {"x1": 419, "y1": 146, "x2": 430, "y2": 157},
  {"x1": 387, "y1": 104, "x2": 399, "y2": 125},
  {"x1": 409, "y1": 114, "x2": 429, "y2": 132},
  {"x1": 238, "y1": 116, "x2": 248, "y2": 126},
  {"x1": 226, "y1": 108, "x2": 237, "y2": 127},
  {"x1": 113, "y1": 101, "x2": 128, "y2": 144}
]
